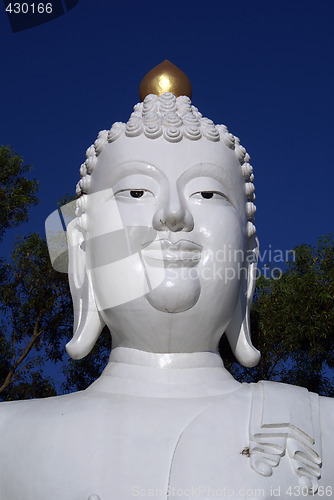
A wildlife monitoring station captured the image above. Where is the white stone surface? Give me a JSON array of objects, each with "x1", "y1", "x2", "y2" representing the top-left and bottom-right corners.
[
  {"x1": 1, "y1": 348, "x2": 333, "y2": 499},
  {"x1": 1, "y1": 94, "x2": 333, "y2": 499}
]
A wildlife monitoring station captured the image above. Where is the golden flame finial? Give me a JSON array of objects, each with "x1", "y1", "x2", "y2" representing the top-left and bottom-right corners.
[{"x1": 139, "y1": 60, "x2": 192, "y2": 102}]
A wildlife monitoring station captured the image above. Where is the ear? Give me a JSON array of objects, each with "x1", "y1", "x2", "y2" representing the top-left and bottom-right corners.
[
  {"x1": 65, "y1": 219, "x2": 105, "y2": 360},
  {"x1": 225, "y1": 235, "x2": 260, "y2": 368}
]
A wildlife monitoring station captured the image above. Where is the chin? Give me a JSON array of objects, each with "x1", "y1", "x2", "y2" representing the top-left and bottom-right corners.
[{"x1": 145, "y1": 272, "x2": 201, "y2": 313}]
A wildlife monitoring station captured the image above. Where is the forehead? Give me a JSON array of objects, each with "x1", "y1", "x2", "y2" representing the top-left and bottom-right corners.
[{"x1": 92, "y1": 134, "x2": 244, "y2": 188}]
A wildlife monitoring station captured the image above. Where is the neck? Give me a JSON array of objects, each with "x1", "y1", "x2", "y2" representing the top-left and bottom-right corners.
[
  {"x1": 88, "y1": 347, "x2": 241, "y2": 398},
  {"x1": 110, "y1": 347, "x2": 224, "y2": 368}
]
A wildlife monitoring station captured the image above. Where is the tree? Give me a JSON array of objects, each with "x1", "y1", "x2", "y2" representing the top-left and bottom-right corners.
[
  {"x1": 222, "y1": 234, "x2": 334, "y2": 397},
  {"x1": 0, "y1": 146, "x2": 38, "y2": 240},
  {"x1": 0, "y1": 233, "x2": 73, "y2": 401},
  {"x1": 0, "y1": 146, "x2": 67, "y2": 400}
]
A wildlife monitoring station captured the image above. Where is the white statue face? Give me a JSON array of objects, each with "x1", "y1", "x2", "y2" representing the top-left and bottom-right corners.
[{"x1": 85, "y1": 134, "x2": 248, "y2": 353}]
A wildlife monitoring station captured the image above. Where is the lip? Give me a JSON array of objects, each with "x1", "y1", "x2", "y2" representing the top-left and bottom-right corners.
[{"x1": 141, "y1": 239, "x2": 202, "y2": 266}]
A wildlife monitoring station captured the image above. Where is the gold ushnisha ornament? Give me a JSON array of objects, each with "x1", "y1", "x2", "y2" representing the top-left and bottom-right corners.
[{"x1": 139, "y1": 60, "x2": 192, "y2": 101}]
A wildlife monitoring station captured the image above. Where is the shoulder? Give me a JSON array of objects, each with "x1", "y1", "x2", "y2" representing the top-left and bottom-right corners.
[
  {"x1": 318, "y1": 394, "x2": 334, "y2": 481},
  {"x1": 0, "y1": 391, "x2": 97, "y2": 482},
  {"x1": 253, "y1": 380, "x2": 334, "y2": 431},
  {"x1": 319, "y1": 392, "x2": 334, "y2": 413},
  {"x1": 318, "y1": 393, "x2": 334, "y2": 433},
  {"x1": 249, "y1": 381, "x2": 334, "y2": 489},
  {"x1": 0, "y1": 390, "x2": 89, "y2": 432}
]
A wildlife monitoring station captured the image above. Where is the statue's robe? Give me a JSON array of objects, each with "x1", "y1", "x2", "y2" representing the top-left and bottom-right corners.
[{"x1": 0, "y1": 348, "x2": 333, "y2": 500}]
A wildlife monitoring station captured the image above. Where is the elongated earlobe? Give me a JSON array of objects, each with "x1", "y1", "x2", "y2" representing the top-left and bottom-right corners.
[
  {"x1": 66, "y1": 219, "x2": 105, "y2": 360},
  {"x1": 225, "y1": 236, "x2": 260, "y2": 367}
]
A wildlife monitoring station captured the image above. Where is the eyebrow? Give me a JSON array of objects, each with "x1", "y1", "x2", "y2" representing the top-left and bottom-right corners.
[
  {"x1": 178, "y1": 163, "x2": 238, "y2": 208},
  {"x1": 179, "y1": 163, "x2": 234, "y2": 188},
  {"x1": 107, "y1": 161, "x2": 166, "y2": 186}
]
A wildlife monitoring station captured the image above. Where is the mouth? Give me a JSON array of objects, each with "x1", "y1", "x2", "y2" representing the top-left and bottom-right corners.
[{"x1": 141, "y1": 239, "x2": 203, "y2": 267}]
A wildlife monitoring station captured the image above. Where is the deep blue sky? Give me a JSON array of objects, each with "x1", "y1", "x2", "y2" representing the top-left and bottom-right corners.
[{"x1": 1, "y1": 0, "x2": 333, "y2": 263}]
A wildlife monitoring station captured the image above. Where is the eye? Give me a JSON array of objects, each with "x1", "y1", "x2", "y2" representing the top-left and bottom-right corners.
[
  {"x1": 200, "y1": 192, "x2": 214, "y2": 199},
  {"x1": 130, "y1": 190, "x2": 144, "y2": 198},
  {"x1": 190, "y1": 191, "x2": 229, "y2": 201},
  {"x1": 114, "y1": 189, "x2": 154, "y2": 199}
]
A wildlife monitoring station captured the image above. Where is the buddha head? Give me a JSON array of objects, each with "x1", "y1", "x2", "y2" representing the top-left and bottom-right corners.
[{"x1": 65, "y1": 63, "x2": 260, "y2": 367}]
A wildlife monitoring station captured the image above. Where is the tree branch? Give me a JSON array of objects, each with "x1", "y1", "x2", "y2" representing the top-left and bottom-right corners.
[{"x1": 0, "y1": 309, "x2": 45, "y2": 394}]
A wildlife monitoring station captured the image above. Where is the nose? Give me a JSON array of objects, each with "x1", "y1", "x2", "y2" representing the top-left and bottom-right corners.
[{"x1": 153, "y1": 188, "x2": 194, "y2": 232}]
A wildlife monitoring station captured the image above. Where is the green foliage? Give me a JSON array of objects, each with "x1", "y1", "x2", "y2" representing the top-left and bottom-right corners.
[
  {"x1": 0, "y1": 147, "x2": 76, "y2": 400},
  {"x1": 222, "y1": 234, "x2": 334, "y2": 396},
  {"x1": 0, "y1": 146, "x2": 38, "y2": 240},
  {"x1": 0, "y1": 166, "x2": 109, "y2": 399},
  {"x1": 0, "y1": 233, "x2": 73, "y2": 401}
]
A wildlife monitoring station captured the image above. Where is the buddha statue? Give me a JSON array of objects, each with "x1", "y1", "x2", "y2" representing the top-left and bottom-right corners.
[{"x1": 0, "y1": 61, "x2": 333, "y2": 500}]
